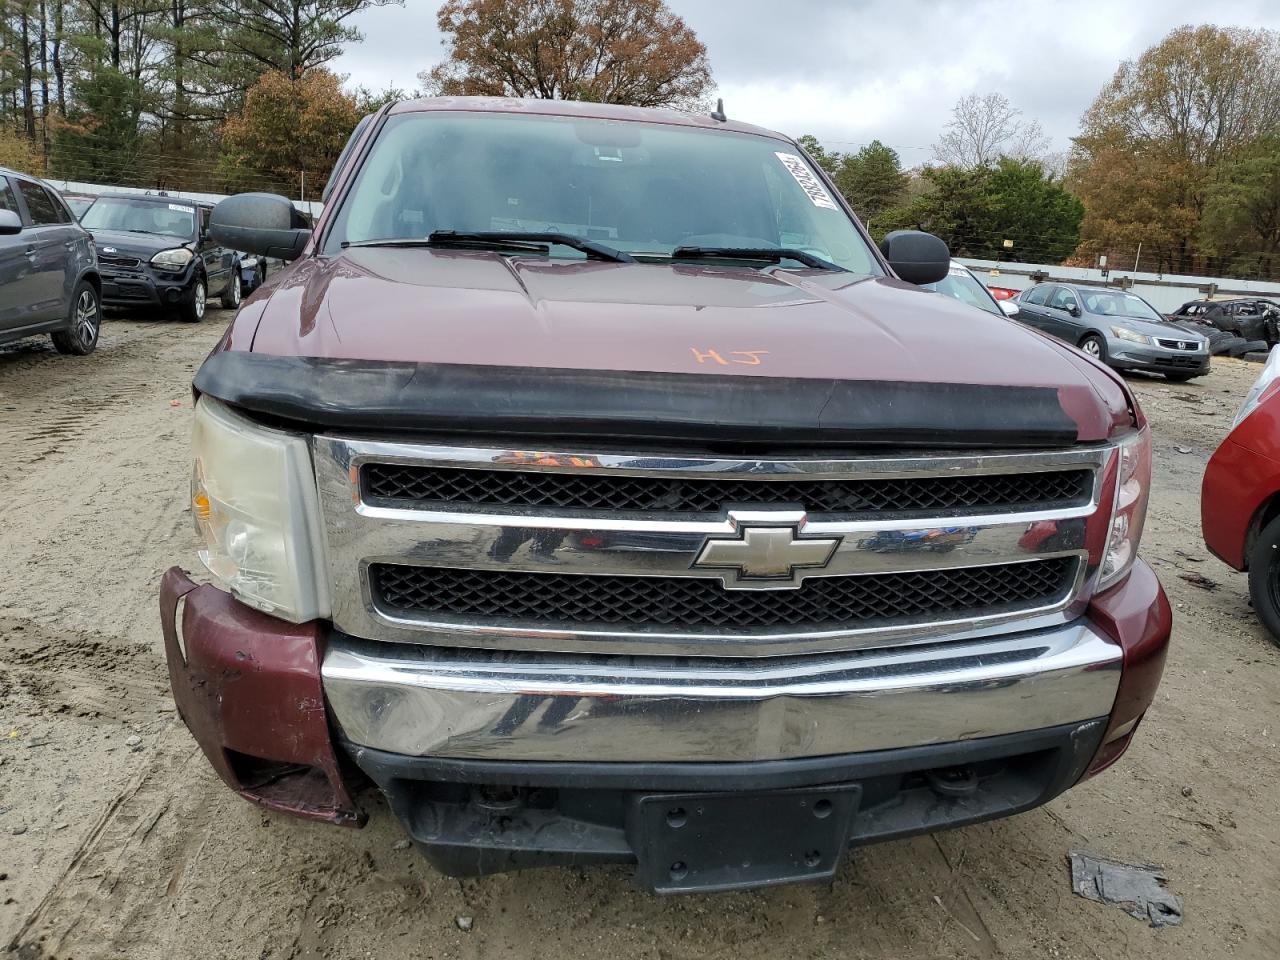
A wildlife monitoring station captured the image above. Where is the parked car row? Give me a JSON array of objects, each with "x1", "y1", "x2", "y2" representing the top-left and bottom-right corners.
[{"x1": 0, "y1": 172, "x2": 284, "y2": 357}]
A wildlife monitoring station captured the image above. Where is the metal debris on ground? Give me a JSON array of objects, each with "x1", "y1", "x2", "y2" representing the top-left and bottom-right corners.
[
  {"x1": 1179, "y1": 571, "x2": 1218, "y2": 591},
  {"x1": 1069, "y1": 851, "x2": 1183, "y2": 927}
]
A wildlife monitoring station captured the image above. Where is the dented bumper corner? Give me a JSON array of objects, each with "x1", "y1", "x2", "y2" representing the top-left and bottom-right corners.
[{"x1": 159, "y1": 567, "x2": 364, "y2": 827}]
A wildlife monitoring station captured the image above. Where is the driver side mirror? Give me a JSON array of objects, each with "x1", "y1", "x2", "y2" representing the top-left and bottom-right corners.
[
  {"x1": 999, "y1": 299, "x2": 1020, "y2": 318},
  {"x1": 209, "y1": 192, "x2": 311, "y2": 261},
  {"x1": 879, "y1": 230, "x2": 950, "y2": 285},
  {"x1": 0, "y1": 209, "x2": 22, "y2": 235},
  {"x1": 1067, "y1": 303, "x2": 1082, "y2": 318}
]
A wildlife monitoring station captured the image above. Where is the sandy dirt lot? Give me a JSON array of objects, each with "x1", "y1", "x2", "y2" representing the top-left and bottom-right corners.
[{"x1": 1, "y1": 313, "x2": 1279, "y2": 959}]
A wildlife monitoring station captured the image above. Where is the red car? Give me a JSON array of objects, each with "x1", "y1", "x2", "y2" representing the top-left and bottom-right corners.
[{"x1": 1203, "y1": 347, "x2": 1280, "y2": 642}]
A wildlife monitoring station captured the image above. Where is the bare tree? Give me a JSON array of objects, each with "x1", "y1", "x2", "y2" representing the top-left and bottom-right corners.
[{"x1": 932, "y1": 92, "x2": 1049, "y2": 169}]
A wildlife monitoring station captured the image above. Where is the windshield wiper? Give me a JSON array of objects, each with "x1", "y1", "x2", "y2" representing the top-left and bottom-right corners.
[
  {"x1": 670, "y1": 246, "x2": 845, "y2": 271},
  {"x1": 344, "y1": 236, "x2": 548, "y2": 254},
  {"x1": 428, "y1": 230, "x2": 636, "y2": 263},
  {"x1": 343, "y1": 231, "x2": 636, "y2": 263}
]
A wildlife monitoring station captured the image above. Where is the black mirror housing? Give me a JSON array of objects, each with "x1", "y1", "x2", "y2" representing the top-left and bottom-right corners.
[
  {"x1": 209, "y1": 193, "x2": 312, "y2": 261},
  {"x1": 879, "y1": 230, "x2": 950, "y2": 285},
  {"x1": 0, "y1": 209, "x2": 22, "y2": 235}
]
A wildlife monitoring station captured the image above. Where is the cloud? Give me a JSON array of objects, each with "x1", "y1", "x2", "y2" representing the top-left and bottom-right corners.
[{"x1": 335, "y1": 0, "x2": 1280, "y2": 156}]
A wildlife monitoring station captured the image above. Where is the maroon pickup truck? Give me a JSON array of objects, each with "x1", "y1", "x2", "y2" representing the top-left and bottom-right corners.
[{"x1": 161, "y1": 97, "x2": 1170, "y2": 894}]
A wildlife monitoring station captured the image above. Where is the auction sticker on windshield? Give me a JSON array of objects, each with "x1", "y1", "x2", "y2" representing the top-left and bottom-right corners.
[
  {"x1": 169, "y1": 203, "x2": 194, "y2": 213},
  {"x1": 775, "y1": 153, "x2": 839, "y2": 211}
]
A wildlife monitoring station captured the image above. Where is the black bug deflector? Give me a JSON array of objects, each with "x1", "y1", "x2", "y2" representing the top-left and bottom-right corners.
[{"x1": 194, "y1": 352, "x2": 1083, "y2": 449}]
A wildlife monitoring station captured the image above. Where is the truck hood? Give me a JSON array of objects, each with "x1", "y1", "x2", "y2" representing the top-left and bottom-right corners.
[{"x1": 215, "y1": 248, "x2": 1132, "y2": 445}]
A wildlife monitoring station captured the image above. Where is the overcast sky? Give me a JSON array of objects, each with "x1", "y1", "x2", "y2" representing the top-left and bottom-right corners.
[{"x1": 335, "y1": 0, "x2": 1280, "y2": 163}]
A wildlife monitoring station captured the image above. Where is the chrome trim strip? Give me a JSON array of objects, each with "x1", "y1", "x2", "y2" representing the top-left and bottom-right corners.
[
  {"x1": 314, "y1": 437, "x2": 1112, "y2": 657},
  {"x1": 321, "y1": 620, "x2": 1123, "y2": 762}
]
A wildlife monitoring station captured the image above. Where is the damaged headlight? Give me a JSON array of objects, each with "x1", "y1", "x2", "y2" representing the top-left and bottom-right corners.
[
  {"x1": 1098, "y1": 427, "x2": 1152, "y2": 590},
  {"x1": 190, "y1": 397, "x2": 329, "y2": 622}
]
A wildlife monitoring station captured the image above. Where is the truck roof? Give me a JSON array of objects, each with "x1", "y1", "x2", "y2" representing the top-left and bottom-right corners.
[{"x1": 387, "y1": 96, "x2": 791, "y2": 143}]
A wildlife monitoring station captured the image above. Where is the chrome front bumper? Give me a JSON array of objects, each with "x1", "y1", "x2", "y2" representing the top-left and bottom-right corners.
[{"x1": 322, "y1": 619, "x2": 1122, "y2": 763}]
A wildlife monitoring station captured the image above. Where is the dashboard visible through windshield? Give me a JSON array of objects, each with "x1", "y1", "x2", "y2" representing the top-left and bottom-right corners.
[{"x1": 324, "y1": 111, "x2": 882, "y2": 275}]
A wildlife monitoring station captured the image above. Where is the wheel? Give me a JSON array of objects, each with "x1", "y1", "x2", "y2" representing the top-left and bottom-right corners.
[
  {"x1": 1079, "y1": 334, "x2": 1107, "y2": 362},
  {"x1": 220, "y1": 266, "x2": 242, "y2": 309},
  {"x1": 1248, "y1": 515, "x2": 1280, "y2": 648},
  {"x1": 51, "y1": 281, "x2": 101, "y2": 355},
  {"x1": 179, "y1": 275, "x2": 207, "y2": 323},
  {"x1": 1212, "y1": 336, "x2": 1247, "y2": 356},
  {"x1": 1229, "y1": 339, "x2": 1267, "y2": 358}
]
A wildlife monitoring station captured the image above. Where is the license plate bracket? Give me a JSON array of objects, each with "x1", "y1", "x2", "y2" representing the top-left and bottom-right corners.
[{"x1": 629, "y1": 784, "x2": 860, "y2": 894}]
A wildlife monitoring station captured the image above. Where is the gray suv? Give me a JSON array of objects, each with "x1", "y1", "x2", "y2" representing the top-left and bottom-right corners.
[{"x1": 0, "y1": 167, "x2": 102, "y2": 355}]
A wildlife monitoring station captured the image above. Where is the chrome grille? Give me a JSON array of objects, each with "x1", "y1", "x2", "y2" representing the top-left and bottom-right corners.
[
  {"x1": 1156, "y1": 338, "x2": 1199, "y2": 351},
  {"x1": 313, "y1": 437, "x2": 1112, "y2": 657},
  {"x1": 362, "y1": 463, "x2": 1093, "y2": 516},
  {"x1": 372, "y1": 558, "x2": 1077, "y2": 631}
]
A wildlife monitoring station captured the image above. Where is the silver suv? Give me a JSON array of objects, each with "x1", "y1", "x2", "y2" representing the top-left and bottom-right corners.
[{"x1": 0, "y1": 167, "x2": 102, "y2": 355}]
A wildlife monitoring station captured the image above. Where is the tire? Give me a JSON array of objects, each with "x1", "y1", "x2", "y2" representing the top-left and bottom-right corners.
[
  {"x1": 1205, "y1": 330, "x2": 1233, "y2": 348},
  {"x1": 1211, "y1": 335, "x2": 1247, "y2": 356},
  {"x1": 50, "y1": 281, "x2": 101, "y2": 356},
  {"x1": 1078, "y1": 334, "x2": 1107, "y2": 363},
  {"x1": 220, "y1": 265, "x2": 242, "y2": 309},
  {"x1": 1248, "y1": 515, "x2": 1280, "y2": 648},
  {"x1": 179, "y1": 275, "x2": 207, "y2": 323},
  {"x1": 1229, "y1": 339, "x2": 1268, "y2": 358}
]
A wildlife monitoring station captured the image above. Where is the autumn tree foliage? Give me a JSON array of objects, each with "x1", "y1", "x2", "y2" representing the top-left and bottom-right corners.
[
  {"x1": 422, "y1": 0, "x2": 714, "y2": 109},
  {"x1": 220, "y1": 69, "x2": 362, "y2": 197},
  {"x1": 1070, "y1": 25, "x2": 1280, "y2": 275}
]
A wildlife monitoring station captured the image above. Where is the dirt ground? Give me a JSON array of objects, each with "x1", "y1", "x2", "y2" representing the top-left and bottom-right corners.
[{"x1": 2, "y1": 313, "x2": 1279, "y2": 960}]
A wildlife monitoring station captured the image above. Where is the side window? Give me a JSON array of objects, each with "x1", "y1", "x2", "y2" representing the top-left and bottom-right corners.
[
  {"x1": 200, "y1": 207, "x2": 210, "y2": 239},
  {"x1": 0, "y1": 178, "x2": 18, "y2": 215},
  {"x1": 1047, "y1": 287, "x2": 1076, "y2": 311},
  {"x1": 47, "y1": 189, "x2": 73, "y2": 223},
  {"x1": 17, "y1": 180, "x2": 61, "y2": 225},
  {"x1": 1024, "y1": 284, "x2": 1050, "y2": 305}
]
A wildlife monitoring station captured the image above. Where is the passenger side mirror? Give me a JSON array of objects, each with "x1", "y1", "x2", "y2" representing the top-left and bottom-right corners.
[
  {"x1": 0, "y1": 209, "x2": 22, "y2": 235},
  {"x1": 209, "y1": 193, "x2": 312, "y2": 261},
  {"x1": 999, "y1": 299, "x2": 1020, "y2": 318},
  {"x1": 879, "y1": 230, "x2": 950, "y2": 285}
]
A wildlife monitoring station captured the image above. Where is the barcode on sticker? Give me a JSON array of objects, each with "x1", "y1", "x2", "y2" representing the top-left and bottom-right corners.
[{"x1": 775, "y1": 153, "x2": 838, "y2": 210}]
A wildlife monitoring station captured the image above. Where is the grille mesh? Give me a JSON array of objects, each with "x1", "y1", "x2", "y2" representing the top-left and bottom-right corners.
[
  {"x1": 363, "y1": 464, "x2": 1092, "y2": 516},
  {"x1": 371, "y1": 557, "x2": 1075, "y2": 631}
]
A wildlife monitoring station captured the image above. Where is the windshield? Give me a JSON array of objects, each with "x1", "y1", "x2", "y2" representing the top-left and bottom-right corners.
[
  {"x1": 81, "y1": 197, "x2": 196, "y2": 241},
  {"x1": 925, "y1": 268, "x2": 1002, "y2": 317},
  {"x1": 1080, "y1": 290, "x2": 1164, "y2": 322},
  {"x1": 325, "y1": 112, "x2": 881, "y2": 274},
  {"x1": 63, "y1": 196, "x2": 93, "y2": 219}
]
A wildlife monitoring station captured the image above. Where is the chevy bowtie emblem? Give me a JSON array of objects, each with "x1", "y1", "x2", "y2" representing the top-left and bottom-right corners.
[{"x1": 694, "y1": 511, "x2": 840, "y2": 589}]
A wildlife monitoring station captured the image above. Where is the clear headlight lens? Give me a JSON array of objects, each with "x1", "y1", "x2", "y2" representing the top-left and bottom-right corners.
[
  {"x1": 1233, "y1": 345, "x2": 1280, "y2": 427},
  {"x1": 151, "y1": 247, "x2": 194, "y2": 270},
  {"x1": 190, "y1": 397, "x2": 329, "y2": 622},
  {"x1": 1111, "y1": 326, "x2": 1151, "y2": 345},
  {"x1": 1098, "y1": 427, "x2": 1152, "y2": 590}
]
